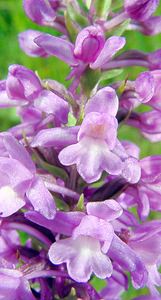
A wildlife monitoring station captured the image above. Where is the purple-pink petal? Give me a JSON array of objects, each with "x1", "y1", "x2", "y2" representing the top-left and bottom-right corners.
[
  {"x1": 109, "y1": 234, "x2": 148, "y2": 288},
  {"x1": 19, "y1": 30, "x2": 49, "y2": 57},
  {"x1": 31, "y1": 126, "x2": 79, "y2": 149},
  {"x1": 23, "y1": 0, "x2": 56, "y2": 26},
  {"x1": 85, "y1": 87, "x2": 119, "y2": 117},
  {"x1": 135, "y1": 71, "x2": 155, "y2": 103},
  {"x1": 74, "y1": 25, "x2": 105, "y2": 63},
  {"x1": 90, "y1": 36, "x2": 126, "y2": 69},
  {"x1": 26, "y1": 177, "x2": 56, "y2": 219},
  {"x1": 34, "y1": 34, "x2": 78, "y2": 66},
  {"x1": 34, "y1": 89, "x2": 69, "y2": 124},
  {"x1": 86, "y1": 200, "x2": 123, "y2": 222},
  {"x1": 6, "y1": 65, "x2": 42, "y2": 101}
]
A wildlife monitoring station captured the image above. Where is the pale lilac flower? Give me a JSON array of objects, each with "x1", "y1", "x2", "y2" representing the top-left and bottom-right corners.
[
  {"x1": 0, "y1": 267, "x2": 36, "y2": 300},
  {"x1": 128, "y1": 110, "x2": 161, "y2": 142},
  {"x1": 49, "y1": 200, "x2": 122, "y2": 282},
  {"x1": 135, "y1": 70, "x2": 161, "y2": 109},
  {"x1": 31, "y1": 126, "x2": 79, "y2": 149},
  {"x1": 129, "y1": 220, "x2": 161, "y2": 295},
  {"x1": 58, "y1": 111, "x2": 140, "y2": 183},
  {"x1": 0, "y1": 132, "x2": 56, "y2": 219},
  {"x1": 85, "y1": 87, "x2": 119, "y2": 116},
  {"x1": 58, "y1": 110, "x2": 140, "y2": 183},
  {"x1": 1, "y1": 65, "x2": 69, "y2": 137},
  {"x1": 135, "y1": 71, "x2": 155, "y2": 103},
  {"x1": 32, "y1": 87, "x2": 140, "y2": 183},
  {"x1": 108, "y1": 233, "x2": 148, "y2": 289},
  {"x1": 6, "y1": 65, "x2": 69, "y2": 122},
  {"x1": 119, "y1": 156, "x2": 161, "y2": 220},
  {"x1": 118, "y1": 71, "x2": 155, "y2": 110},
  {"x1": 59, "y1": 112, "x2": 122, "y2": 183},
  {"x1": 34, "y1": 26, "x2": 126, "y2": 74},
  {"x1": 23, "y1": 0, "x2": 57, "y2": 26},
  {"x1": 0, "y1": 227, "x2": 20, "y2": 265},
  {"x1": 48, "y1": 200, "x2": 147, "y2": 287},
  {"x1": 100, "y1": 265, "x2": 128, "y2": 300},
  {"x1": 6, "y1": 64, "x2": 42, "y2": 101}
]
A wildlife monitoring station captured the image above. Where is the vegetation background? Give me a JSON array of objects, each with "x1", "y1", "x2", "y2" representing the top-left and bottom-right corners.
[{"x1": 0, "y1": 0, "x2": 161, "y2": 298}]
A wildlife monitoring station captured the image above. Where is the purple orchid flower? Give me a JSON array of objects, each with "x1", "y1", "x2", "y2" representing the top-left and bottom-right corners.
[
  {"x1": 0, "y1": 267, "x2": 36, "y2": 300},
  {"x1": 135, "y1": 70, "x2": 161, "y2": 109},
  {"x1": 129, "y1": 220, "x2": 161, "y2": 295},
  {"x1": 48, "y1": 199, "x2": 147, "y2": 287},
  {"x1": 32, "y1": 86, "x2": 141, "y2": 183},
  {"x1": 100, "y1": 264, "x2": 128, "y2": 300},
  {"x1": 23, "y1": 0, "x2": 61, "y2": 26},
  {"x1": 34, "y1": 26, "x2": 126, "y2": 78},
  {"x1": 119, "y1": 71, "x2": 155, "y2": 110},
  {"x1": 48, "y1": 200, "x2": 122, "y2": 282},
  {"x1": 0, "y1": 226, "x2": 20, "y2": 265},
  {"x1": 73, "y1": 25, "x2": 105, "y2": 64},
  {"x1": 0, "y1": 65, "x2": 69, "y2": 137},
  {"x1": 128, "y1": 110, "x2": 161, "y2": 142},
  {"x1": 59, "y1": 88, "x2": 140, "y2": 183},
  {"x1": 0, "y1": 132, "x2": 56, "y2": 219},
  {"x1": 59, "y1": 111, "x2": 122, "y2": 183},
  {"x1": 6, "y1": 65, "x2": 42, "y2": 101},
  {"x1": 119, "y1": 156, "x2": 161, "y2": 220}
]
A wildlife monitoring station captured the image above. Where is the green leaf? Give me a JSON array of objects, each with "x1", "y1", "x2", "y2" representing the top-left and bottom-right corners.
[
  {"x1": 54, "y1": 196, "x2": 69, "y2": 211},
  {"x1": 94, "y1": 0, "x2": 112, "y2": 19},
  {"x1": 76, "y1": 194, "x2": 85, "y2": 211},
  {"x1": 68, "y1": 112, "x2": 77, "y2": 126},
  {"x1": 96, "y1": 69, "x2": 123, "y2": 89},
  {"x1": 90, "y1": 276, "x2": 107, "y2": 291},
  {"x1": 85, "y1": 0, "x2": 92, "y2": 9},
  {"x1": 32, "y1": 153, "x2": 68, "y2": 181},
  {"x1": 81, "y1": 68, "x2": 101, "y2": 97},
  {"x1": 111, "y1": 0, "x2": 123, "y2": 11},
  {"x1": 77, "y1": 0, "x2": 89, "y2": 12},
  {"x1": 18, "y1": 231, "x2": 29, "y2": 245},
  {"x1": 64, "y1": 11, "x2": 78, "y2": 42},
  {"x1": 109, "y1": 19, "x2": 130, "y2": 36},
  {"x1": 100, "y1": 69, "x2": 123, "y2": 81},
  {"x1": 67, "y1": 4, "x2": 88, "y2": 27},
  {"x1": 40, "y1": 160, "x2": 68, "y2": 181}
]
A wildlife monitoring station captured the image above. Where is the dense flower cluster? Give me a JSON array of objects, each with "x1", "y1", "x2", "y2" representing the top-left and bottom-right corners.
[{"x1": 1, "y1": 0, "x2": 161, "y2": 299}]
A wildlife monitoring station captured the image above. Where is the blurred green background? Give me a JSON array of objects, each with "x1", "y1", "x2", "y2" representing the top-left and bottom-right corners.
[{"x1": 0, "y1": 0, "x2": 161, "y2": 298}]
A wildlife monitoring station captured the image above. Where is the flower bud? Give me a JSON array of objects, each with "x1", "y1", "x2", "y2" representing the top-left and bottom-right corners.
[
  {"x1": 74, "y1": 26, "x2": 105, "y2": 63},
  {"x1": 6, "y1": 65, "x2": 42, "y2": 101},
  {"x1": 23, "y1": 0, "x2": 56, "y2": 26}
]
